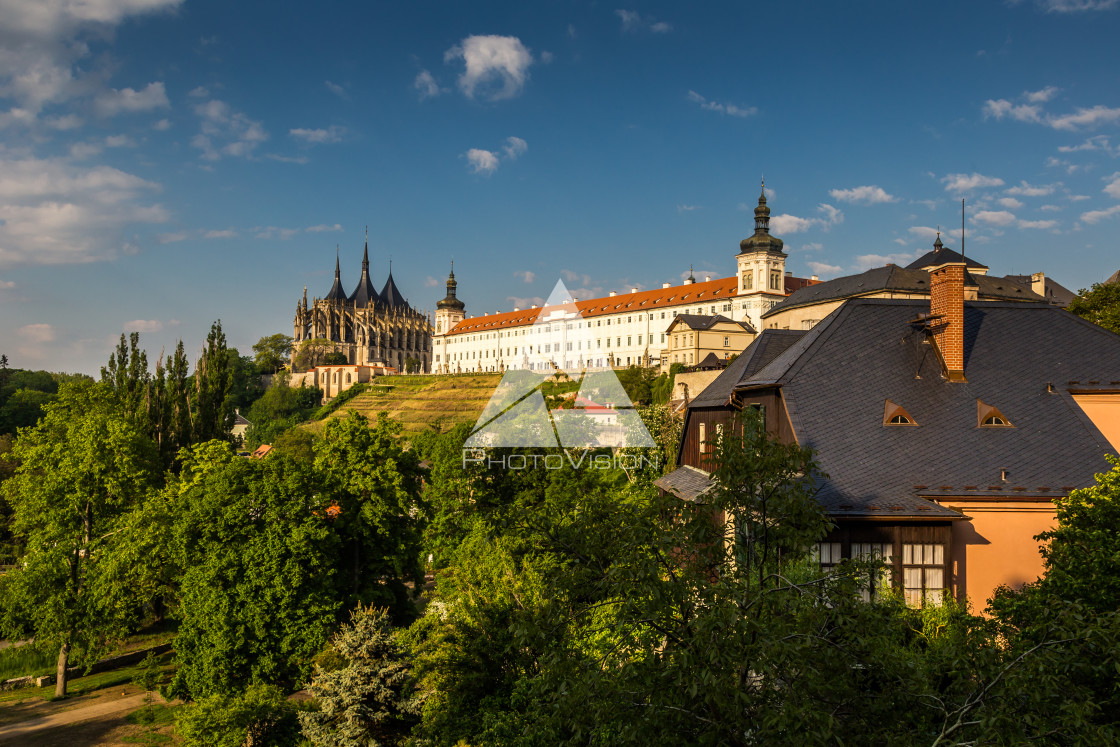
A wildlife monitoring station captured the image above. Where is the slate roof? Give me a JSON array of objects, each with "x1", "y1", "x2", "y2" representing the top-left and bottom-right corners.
[
  {"x1": 906, "y1": 246, "x2": 989, "y2": 272},
  {"x1": 695, "y1": 352, "x2": 726, "y2": 369},
  {"x1": 724, "y1": 298, "x2": 1120, "y2": 518},
  {"x1": 655, "y1": 465, "x2": 715, "y2": 502},
  {"x1": 1003, "y1": 274, "x2": 1077, "y2": 308},
  {"x1": 762, "y1": 265, "x2": 1044, "y2": 319},
  {"x1": 1107, "y1": 269, "x2": 1120, "y2": 285},
  {"x1": 348, "y1": 243, "x2": 381, "y2": 307},
  {"x1": 380, "y1": 271, "x2": 409, "y2": 308},
  {"x1": 668, "y1": 313, "x2": 756, "y2": 333},
  {"x1": 689, "y1": 329, "x2": 807, "y2": 408},
  {"x1": 325, "y1": 254, "x2": 347, "y2": 302}
]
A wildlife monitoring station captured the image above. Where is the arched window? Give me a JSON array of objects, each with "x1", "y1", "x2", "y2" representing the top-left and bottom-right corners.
[
  {"x1": 883, "y1": 399, "x2": 918, "y2": 426},
  {"x1": 743, "y1": 272, "x2": 753, "y2": 290},
  {"x1": 977, "y1": 400, "x2": 1013, "y2": 428}
]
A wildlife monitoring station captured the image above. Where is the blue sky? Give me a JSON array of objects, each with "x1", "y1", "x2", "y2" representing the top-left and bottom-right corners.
[{"x1": 1, "y1": 0, "x2": 1119, "y2": 374}]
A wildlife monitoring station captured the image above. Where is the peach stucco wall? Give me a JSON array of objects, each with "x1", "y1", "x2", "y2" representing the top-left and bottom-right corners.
[
  {"x1": 946, "y1": 502, "x2": 1056, "y2": 611},
  {"x1": 1072, "y1": 393, "x2": 1120, "y2": 452}
]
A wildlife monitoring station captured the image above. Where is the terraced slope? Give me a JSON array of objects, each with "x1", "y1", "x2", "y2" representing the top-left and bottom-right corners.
[{"x1": 315, "y1": 374, "x2": 502, "y2": 434}]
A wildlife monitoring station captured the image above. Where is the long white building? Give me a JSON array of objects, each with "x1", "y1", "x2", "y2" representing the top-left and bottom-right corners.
[{"x1": 431, "y1": 187, "x2": 818, "y2": 374}]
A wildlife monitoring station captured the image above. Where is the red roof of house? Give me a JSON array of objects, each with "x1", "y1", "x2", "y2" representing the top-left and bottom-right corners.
[{"x1": 446, "y1": 276, "x2": 817, "y2": 337}]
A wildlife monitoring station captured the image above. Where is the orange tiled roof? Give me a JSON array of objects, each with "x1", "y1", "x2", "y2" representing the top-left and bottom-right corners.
[
  {"x1": 445, "y1": 274, "x2": 819, "y2": 336},
  {"x1": 447, "y1": 276, "x2": 740, "y2": 335}
]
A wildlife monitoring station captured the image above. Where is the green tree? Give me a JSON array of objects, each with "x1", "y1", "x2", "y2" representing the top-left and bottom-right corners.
[
  {"x1": 1069, "y1": 281, "x2": 1120, "y2": 335},
  {"x1": 300, "y1": 605, "x2": 418, "y2": 746},
  {"x1": 176, "y1": 683, "x2": 302, "y2": 747},
  {"x1": 0, "y1": 388, "x2": 56, "y2": 433},
  {"x1": 192, "y1": 321, "x2": 234, "y2": 443},
  {"x1": 314, "y1": 412, "x2": 425, "y2": 618},
  {"x1": 404, "y1": 356, "x2": 421, "y2": 374},
  {"x1": 294, "y1": 338, "x2": 335, "y2": 372},
  {"x1": 167, "y1": 441, "x2": 341, "y2": 698},
  {"x1": 101, "y1": 331, "x2": 149, "y2": 424},
  {"x1": 323, "y1": 352, "x2": 348, "y2": 365},
  {"x1": 244, "y1": 373, "x2": 321, "y2": 448},
  {"x1": 253, "y1": 333, "x2": 294, "y2": 374},
  {"x1": 0, "y1": 381, "x2": 159, "y2": 698},
  {"x1": 227, "y1": 348, "x2": 264, "y2": 412}
]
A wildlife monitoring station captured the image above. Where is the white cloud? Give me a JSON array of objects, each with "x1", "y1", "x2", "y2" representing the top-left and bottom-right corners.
[
  {"x1": 192, "y1": 99, "x2": 268, "y2": 160},
  {"x1": 462, "y1": 137, "x2": 527, "y2": 174},
  {"x1": 414, "y1": 70, "x2": 441, "y2": 100},
  {"x1": 0, "y1": 155, "x2": 167, "y2": 267},
  {"x1": 203, "y1": 229, "x2": 236, "y2": 239},
  {"x1": 1035, "y1": 0, "x2": 1118, "y2": 11},
  {"x1": 514, "y1": 270, "x2": 535, "y2": 283},
  {"x1": 1025, "y1": 86, "x2": 1060, "y2": 102},
  {"x1": 767, "y1": 204, "x2": 842, "y2": 234},
  {"x1": 805, "y1": 261, "x2": 843, "y2": 277},
  {"x1": 1040, "y1": 204, "x2": 1062, "y2": 211},
  {"x1": 506, "y1": 295, "x2": 545, "y2": 309},
  {"x1": 465, "y1": 148, "x2": 499, "y2": 174},
  {"x1": 45, "y1": 113, "x2": 82, "y2": 130},
  {"x1": 769, "y1": 214, "x2": 814, "y2": 234},
  {"x1": 188, "y1": 86, "x2": 209, "y2": 98},
  {"x1": 1018, "y1": 219, "x2": 1058, "y2": 229},
  {"x1": 424, "y1": 275, "x2": 439, "y2": 287},
  {"x1": 676, "y1": 204, "x2": 699, "y2": 213},
  {"x1": 104, "y1": 134, "x2": 135, "y2": 148},
  {"x1": 1048, "y1": 105, "x2": 1120, "y2": 131},
  {"x1": 264, "y1": 154, "x2": 308, "y2": 164},
  {"x1": 254, "y1": 226, "x2": 300, "y2": 240},
  {"x1": 124, "y1": 319, "x2": 162, "y2": 333},
  {"x1": 800, "y1": 242, "x2": 824, "y2": 252},
  {"x1": 289, "y1": 125, "x2": 346, "y2": 144},
  {"x1": 324, "y1": 80, "x2": 348, "y2": 99},
  {"x1": 444, "y1": 35, "x2": 533, "y2": 101},
  {"x1": 1004, "y1": 180, "x2": 1055, "y2": 197},
  {"x1": 686, "y1": 90, "x2": 757, "y2": 119},
  {"x1": 942, "y1": 172, "x2": 1005, "y2": 192},
  {"x1": 306, "y1": 223, "x2": 343, "y2": 233},
  {"x1": 152, "y1": 118, "x2": 171, "y2": 131},
  {"x1": 852, "y1": 252, "x2": 916, "y2": 271},
  {"x1": 1103, "y1": 172, "x2": 1120, "y2": 199},
  {"x1": 1080, "y1": 204, "x2": 1120, "y2": 224},
  {"x1": 893, "y1": 238, "x2": 908, "y2": 246},
  {"x1": 0, "y1": 0, "x2": 182, "y2": 127},
  {"x1": 973, "y1": 210, "x2": 1017, "y2": 226},
  {"x1": 18, "y1": 323, "x2": 55, "y2": 344},
  {"x1": 0, "y1": 279, "x2": 15, "y2": 290},
  {"x1": 502, "y1": 136, "x2": 528, "y2": 159},
  {"x1": 911, "y1": 199, "x2": 939, "y2": 210},
  {"x1": 69, "y1": 141, "x2": 103, "y2": 159},
  {"x1": 982, "y1": 99, "x2": 1042, "y2": 123},
  {"x1": 997, "y1": 197, "x2": 1024, "y2": 209},
  {"x1": 615, "y1": 10, "x2": 672, "y2": 33},
  {"x1": 94, "y1": 81, "x2": 169, "y2": 117},
  {"x1": 817, "y1": 203, "x2": 843, "y2": 225},
  {"x1": 909, "y1": 226, "x2": 963, "y2": 242},
  {"x1": 829, "y1": 185, "x2": 896, "y2": 204},
  {"x1": 1058, "y1": 135, "x2": 1114, "y2": 154},
  {"x1": 1068, "y1": 194, "x2": 1091, "y2": 201},
  {"x1": 156, "y1": 231, "x2": 187, "y2": 244},
  {"x1": 540, "y1": 50, "x2": 554, "y2": 64}
]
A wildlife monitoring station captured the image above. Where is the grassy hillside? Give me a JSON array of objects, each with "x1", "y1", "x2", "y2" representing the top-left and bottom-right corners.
[{"x1": 310, "y1": 373, "x2": 502, "y2": 434}]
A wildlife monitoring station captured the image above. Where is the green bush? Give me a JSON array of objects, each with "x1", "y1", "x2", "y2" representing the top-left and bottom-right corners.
[{"x1": 176, "y1": 684, "x2": 303, "y2": 747}]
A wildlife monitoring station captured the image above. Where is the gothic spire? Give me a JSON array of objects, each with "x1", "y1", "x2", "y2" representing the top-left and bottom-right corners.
[{"x1": 325, "y1": 244, "x2": 347, "y2": 302}]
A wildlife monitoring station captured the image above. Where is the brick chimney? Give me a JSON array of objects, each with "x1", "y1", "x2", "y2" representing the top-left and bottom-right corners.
[{"x1": 929, "y1": 261, "x2": 967, "y2": 381}]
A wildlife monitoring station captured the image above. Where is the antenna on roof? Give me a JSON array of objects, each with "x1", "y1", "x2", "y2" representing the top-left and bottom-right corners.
[{"x1": 961, "y1": 198, "x2": 966, "y2": 259}]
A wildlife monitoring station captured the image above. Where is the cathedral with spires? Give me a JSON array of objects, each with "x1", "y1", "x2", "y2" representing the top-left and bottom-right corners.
[{"x1": 292, "y1": 237, "x2": 432, "y2": 373}]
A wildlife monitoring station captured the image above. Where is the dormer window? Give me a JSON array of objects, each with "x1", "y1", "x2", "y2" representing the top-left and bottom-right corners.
[
  {"x1": 884, "y1": 399, "x2": 918, "y2": 426},
  {"x1": 977, "y1": 400, "x2": 1013, "y2": 428}
]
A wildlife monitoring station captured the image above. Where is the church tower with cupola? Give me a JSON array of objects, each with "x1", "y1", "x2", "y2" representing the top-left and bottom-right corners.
[
  {"x1": 434, "y1": 263, "x2": 466, "y2": 336},
  {"x1": 736, "y1": 181, "x2": 788, "y2": 331}
]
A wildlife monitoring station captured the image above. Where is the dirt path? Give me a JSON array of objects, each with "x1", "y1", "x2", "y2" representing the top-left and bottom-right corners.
[{"x1": 0, "y1": 692, "x2": 164, "y2": 743}]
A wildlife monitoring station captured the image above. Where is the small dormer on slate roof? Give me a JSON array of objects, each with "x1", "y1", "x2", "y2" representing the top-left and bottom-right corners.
[{"x1": 667, "y1": 313, "x2": 756, "y2": 333}]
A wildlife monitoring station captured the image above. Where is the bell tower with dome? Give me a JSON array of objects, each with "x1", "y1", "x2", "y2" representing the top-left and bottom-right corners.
[{"x1": 736, "y1": 181, "x2": 788, "y2": 331}]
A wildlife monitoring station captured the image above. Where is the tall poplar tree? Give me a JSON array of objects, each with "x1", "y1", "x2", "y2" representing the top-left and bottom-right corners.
[{"x1": 193, "y1": 321, "x2": 234, "y2": 443}]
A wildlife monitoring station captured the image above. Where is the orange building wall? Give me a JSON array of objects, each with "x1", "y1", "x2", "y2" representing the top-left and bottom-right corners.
[
  {"x1": 1072, "y1": 393, "x2": 1120, "y2": 452},
  {"x1": 945, "y1": 501, "x2": 1056, "y2": 611}
]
